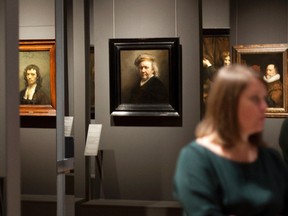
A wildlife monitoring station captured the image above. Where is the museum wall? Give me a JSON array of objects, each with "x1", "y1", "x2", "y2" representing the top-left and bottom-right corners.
[
  {"x1": 21, "y1": 0, "x2": 285, "y2": 202},
  {"x1": 230, "y1": 0, "x2": 288, "y2": 153},
  {"x1": 19, "y1": 0, "x2": 203, "y2": 199},
  {"x1": 202, "y1": 0, "x2": 229, "y2": 29},
  {"x1": 90, "y1": 0, "x2": 228, "y2": 200}
]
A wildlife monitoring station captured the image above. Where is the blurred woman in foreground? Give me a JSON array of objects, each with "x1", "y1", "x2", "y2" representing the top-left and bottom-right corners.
[{"x1": 174, "y1": 64, "x2": 288, "y2": 216}]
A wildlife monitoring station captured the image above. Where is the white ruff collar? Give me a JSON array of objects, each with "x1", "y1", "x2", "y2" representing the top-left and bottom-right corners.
[{"x1": 263, "y1": 74, "x2": 280, "y2": 83}]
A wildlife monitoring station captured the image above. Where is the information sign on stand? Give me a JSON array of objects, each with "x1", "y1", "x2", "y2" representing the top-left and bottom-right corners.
[
  {"x1": 84, "y1": 124, "x2": 102, "y2": 156},
  {"x1": 64, "y1": 116, "x2": 74, "y2": 137}
]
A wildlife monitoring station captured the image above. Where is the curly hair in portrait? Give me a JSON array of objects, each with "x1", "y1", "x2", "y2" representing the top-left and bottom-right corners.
[
  {"x1": 134, "y1": 53, "x2": 160, "y2": 77},
  {"x1": 23, "y1": 64, "x2": 43, "y2": 88}
]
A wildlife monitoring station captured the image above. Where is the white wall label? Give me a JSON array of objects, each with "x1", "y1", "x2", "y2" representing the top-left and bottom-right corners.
[
  {"x1": 64, "y1": 116, "x2": 74, "y2": 137},
  {"x1": 84, "y1": 124, "x2": 102, "y2": 156}
]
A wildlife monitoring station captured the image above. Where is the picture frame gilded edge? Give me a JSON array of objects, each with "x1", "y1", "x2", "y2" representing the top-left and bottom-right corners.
[
  {"x1": 232, "y1": 43, "x2": 288, "y2": 118},
  {"x1": 19, "y1": 40, "x2": 56, "y2": 128}
]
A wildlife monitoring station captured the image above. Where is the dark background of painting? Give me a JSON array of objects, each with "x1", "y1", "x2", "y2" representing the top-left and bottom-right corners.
[
  {"x1": 19, "y1": 50, "x2": 51, "y2": 102},
  {"x1": 203, "y1": 30, "x2": 230, "y2": 68},
  {"x1": 240, "y1": 53, "x2": 283, "y2": 80},
  {"x1": 120, "y1": 49, "x2": 169, "y2": 103}
]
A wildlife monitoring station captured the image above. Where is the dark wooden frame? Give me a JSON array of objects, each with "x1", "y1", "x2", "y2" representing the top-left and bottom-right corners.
[
  {"x1": 19, "y1": 40, "x2": 56, "y2": 127},
  {"x1": 109, "y1": 37, "x2": 182, "y2": 126},
  {"x1": 233, "y1": 43, "x2": 288, "y2": 117},
  {"x1": 90, "y1": 46, "x2": 95, "y2": 119}
]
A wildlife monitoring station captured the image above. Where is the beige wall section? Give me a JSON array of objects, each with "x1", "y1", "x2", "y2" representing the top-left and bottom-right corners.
[
  {"x1": 19, "y1": 0, "x2": 55, "y2": 39},
  {"x1": 202, "y1": 0, "x2": 229, "y2": 28},
  {"x1": 21, "y1": 129, "x2": 57, "y2": 194},
  {"x1": 114, "y1": 0, "x2": 176, "y2": 37},
  {"x1": 264, "y1": 120, "x2": 283, "y2": 153}
]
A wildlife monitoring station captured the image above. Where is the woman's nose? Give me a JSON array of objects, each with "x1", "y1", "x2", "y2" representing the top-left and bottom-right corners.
[{"x1": 262, "y1": 99, "x2": 268, "y2": 111}]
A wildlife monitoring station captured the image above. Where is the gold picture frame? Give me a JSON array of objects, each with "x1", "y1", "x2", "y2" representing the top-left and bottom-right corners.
[
  {"x1": 19, "y1": 40, "x2": 56, "y2": 117},
  {"x1": 233, "y1": 43, "x2": 288, "y2": 118}
]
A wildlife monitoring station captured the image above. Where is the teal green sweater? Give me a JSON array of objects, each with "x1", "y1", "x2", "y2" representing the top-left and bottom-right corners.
[{"x1": 174, "y1": 141, "x2": 288, "y2": 216}]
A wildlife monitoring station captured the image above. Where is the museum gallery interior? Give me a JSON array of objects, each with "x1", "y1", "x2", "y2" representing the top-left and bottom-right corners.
[{"x1": 1, "y1": 0, "x2": 288, "y2": 215}]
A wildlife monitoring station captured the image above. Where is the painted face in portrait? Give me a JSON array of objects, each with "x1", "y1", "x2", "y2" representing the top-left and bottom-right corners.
[
  {"x1": 26, "y1": 68, "x2": 38, "y2": 86},
  {"x1": 223, "y1": 55, "x2": 231, "y2": 66},
  {"x1": 138, "y1": 60, "x2": 154, "y2": 82},
  {"x1": 266, "y1": 64, "x2": 277, "y2": 78}
]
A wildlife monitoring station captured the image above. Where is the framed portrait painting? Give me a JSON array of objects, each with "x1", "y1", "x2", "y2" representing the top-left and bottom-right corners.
[
  {"x1": 201, "y1": 29, "x2": 230, "y2": 117},
  {"x1": 19, "y1": 40, "x2": 56, "y2": 127},
  {"x1": 109, "y1": 37, "x2": 182, "y2": 126},
  {"x1": 233, "y1": 43, "x2": 288, "y2": 117}
]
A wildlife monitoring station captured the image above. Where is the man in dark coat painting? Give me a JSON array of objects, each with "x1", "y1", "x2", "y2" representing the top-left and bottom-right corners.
[
  {"x1": 263, "y1": 64, "x2": 283, "y2": 107},
  {"x1": 20, "y1": 64, "x2": 50, "y2": 105},
  {"x1": 129, "y1": 53, "x2": 168, "y2": 104}
]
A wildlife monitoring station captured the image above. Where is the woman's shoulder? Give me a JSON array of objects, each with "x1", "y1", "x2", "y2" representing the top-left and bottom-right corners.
[
  {"x1": 176, "y1": 141, "x2": 217, "y2": 175},
  {"x1": 178, "y1": 141, "x2": 213, "y2": 166},
  {"x1": 180, "y1": 141, "x2": 207, "y2": 155}
]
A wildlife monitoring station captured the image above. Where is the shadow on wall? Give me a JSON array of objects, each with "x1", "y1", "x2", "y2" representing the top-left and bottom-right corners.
[{"x1": 91, "y1": 150, "x2": 120, "y2": 199}]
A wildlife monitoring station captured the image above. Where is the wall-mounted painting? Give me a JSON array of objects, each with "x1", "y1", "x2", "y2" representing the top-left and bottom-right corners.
[
  {"x1": 109, "y1": 37, "x2": 182, "y2": 126},
  {"x1": 233, "y1": 43, "x2": 288, "y2": 117},
  {"x1": 19, "y1": 40, "x2": 56, "y2": 128},
  {"x1": 19, "y1": 40, "x2": 56, "y2": 116},
  {"x1": 201, "y1": 29, "x2": 230, "y2": 117}
]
